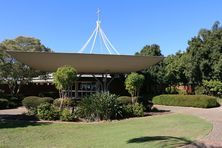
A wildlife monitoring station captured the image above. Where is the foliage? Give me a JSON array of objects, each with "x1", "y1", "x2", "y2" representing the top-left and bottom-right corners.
[
  {"x1": 203, "y1": 80, "x2": 222, "y2": 97},
  {"x1": 0, "y1": 98, "x2": 9, "y2": 109},
  {"x1": 42, "y1": 97, "x2": 54, "y2": 103},
  {"x1": 53, "y1": 98, "x2": 75, "y2": 108},
  {"x1": 131, "y1": 102, "x2": 144, "y2": 117},
  {"x1": 22, "y1": 96, "x2": 53, "y2": 114},
  {"x1": 122, "y1": 104, "x2": 134, "y2": 118},
  {"x1": 136, "y1": 21, "x2": 222, "y2": 94},
  {"x1": 135, "y1": 44, "x2": 165, "y2": 94},
  {"x1": 125, "y1": 72, "x2": 144, "y2": 101},
  {"x1": 121, "y1": 103, "x2": 144, "y2": 118},
  {"x1": 0, "y1": 36, "x2": 51, "y2": 95},
  {"x1": 117, "y1": 96, "x2": 132, "y2": 105},
  {"x1": 53, "y1": 65, "x2": 77, "y2": 109},
  {"x1": 195, "y1": 86, "x2": 207, "y2": 95},
  {"x1": 137, "y1": 95, "x2": 154, "y2": 111},
  {"x1": 76, "y1": 92, "x2": 122, "y2": 121},
  {"x1": 60, "y1": 109, "x2": 76, "y2": 121},
  {"x1": 152, "y1": 95, "x2": 220, "y2": 108},
  {"x1": 37, "y1": 103, "x2": 59, "y2": 120},
  {"x1": 165, "y1": 86, "x2": 178, "y2": 94},
  {"x1": 135, "y1": 44, "x2": 162, "y2": 56},
  {"x1": 53, "y1": 65, "x2": 77, "y2": 97}
]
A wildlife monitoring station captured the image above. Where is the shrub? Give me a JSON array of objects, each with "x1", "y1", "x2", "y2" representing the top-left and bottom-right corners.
[
  {"x1": 152, "y1": 95, "x2": 220, "y2": 108},
  {"x1": 0, "y1": 98, "x2": 9, "y2": 109},
  {"x1": 37, "y1": 103, "x2": 59, "y2": 120},
  {"x1": 165, "y1": 86, "x2": 178, "y2": 94},
  {"x1": 122, "y1": 103, "x2": 144, "y2": 118},
  {"x1": 177, "y1": 89, "x2": 187, "y2": 95},
  {"x1": 122, "y1": 104, "x2": 134, "y2": 118},
  {"x1": 138, "y1": 95, "x2": 154, "y2": 111},
  {"x1": 60, "y1": 109, "x2": 75, "y2": 121},
  {"x1": 76, "y1": 92, "x2": 122, "y2": 121},
  {"x1": 53, "y1": 98, "x2": 75, "y2": 108},
  {"x1": 195, "y1": 86, "x2": 207, "y2": 95},
  {"x1": 117, "y1": 96, "x2": 132, "y2": 105},
  {"x1": 42, "y1": 97, "x2": 54, "y2": 103},
  {"x1": 22, "y1": 96, "x2": 54, "y2": 114},
  {"x1": 132, "y1": 102, "x2": 144, "y2": 117}
]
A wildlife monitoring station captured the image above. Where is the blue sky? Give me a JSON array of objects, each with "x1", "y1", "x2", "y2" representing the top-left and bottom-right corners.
[{"x1": 0, "y1": 0, "x2": 221, "y2": 56}]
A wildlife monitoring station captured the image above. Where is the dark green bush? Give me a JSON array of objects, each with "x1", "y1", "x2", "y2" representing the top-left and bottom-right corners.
[
  {"x1": 22, "y1": 96, "x2": 53, "y2": 114},
  {"x1": 37, "y1": 103, "x2": 59, "y2": 120},
  {"x1": 0, "y1": 98, "x2": 9, "y2": 109},
  {"x1": 76, "y1": 92, "x2": 122, "y2": 121},
  {"x1": 60, "y1": 109, "x2": 75, "y2": 121},
  {"x1": 138, "y1": 95, "x2": 154, "y2": 111},
  {"x1": 152, "y1": 95, "x2": 220, "y2": 108},
  {"x1": 122, "y1": 104, "x2": 134, "y2": 118},
  {"x1": 132, "y1": 103, "x2": 144, "y2": 117},
  {"x1": 122, "y1": 103, "x2": 144, "y2": 118},
  {"x1": 117, "y1": 96, "x2": 132, "y2": 105},
  {"x1": 53, "y1": 98, "x2": 75, "y2": 108}
]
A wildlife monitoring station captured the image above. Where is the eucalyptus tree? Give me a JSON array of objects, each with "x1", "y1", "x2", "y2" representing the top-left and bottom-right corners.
[{"x1": 0, "y1": 36, "x2": 51, "y2": 96}]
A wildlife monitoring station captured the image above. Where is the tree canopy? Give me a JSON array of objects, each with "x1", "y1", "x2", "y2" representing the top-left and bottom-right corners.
[
  {"x1": 135, "y1": 44, "x2": 162, "y2": 56},
  {"x1": 136, "y1": 21, "x2": 222, "y2": 94},
  {"x1": 125, "y1": 72, "x2": 144, "y2": 102},
  {"x1": 53, "y1": 65, "x2": 77, "y2": 98},
  {"x1": 0, "y1": 36, "x2": 52, "y2": 95}
]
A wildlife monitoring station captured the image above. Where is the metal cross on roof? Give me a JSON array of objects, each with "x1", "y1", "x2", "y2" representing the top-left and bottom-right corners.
[{"x1": 78, "y1": 9, "x2": 119, "y2": 55}]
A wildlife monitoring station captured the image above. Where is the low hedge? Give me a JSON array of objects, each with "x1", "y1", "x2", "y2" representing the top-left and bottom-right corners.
[
  {"x1": 22, "y1": 96, "x2": 54, "y2": 113},
  {"x1": 53, "y1": 98, "x2": 75, "y2": 108},
  {"x1": 152, "y1": 95, "x2": 220, "y2": 108},
  {"x1": 0, "y1": 98, "x2": 9, "y2": 109},
  {"x1": 117, "y1": 96, "x2": 132, "y2": 105}
]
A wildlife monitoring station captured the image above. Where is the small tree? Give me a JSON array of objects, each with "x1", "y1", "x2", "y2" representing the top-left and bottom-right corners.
[
  {"x1": 53, "y1": 65, "x2": 77, "y2": 110},
  {"x1": 125, "y1": 73, "x2": 144, "y2": 103}
]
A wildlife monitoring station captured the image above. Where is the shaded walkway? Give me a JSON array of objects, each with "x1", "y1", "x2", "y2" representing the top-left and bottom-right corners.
[{"x1": 155, "y1": 105, "x2": 222, "y2": 147}]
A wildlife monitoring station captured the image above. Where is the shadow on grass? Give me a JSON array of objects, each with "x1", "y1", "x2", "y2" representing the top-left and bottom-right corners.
[
  {"x1": 0, "y1": 114, "x2": 51, "y2": 129},
  {"x1": 0, "y1": 120, "x2": 51, "y2": 129},
  {"x1": 127, "y1": 136, "x2": 208, "y2": 148}
]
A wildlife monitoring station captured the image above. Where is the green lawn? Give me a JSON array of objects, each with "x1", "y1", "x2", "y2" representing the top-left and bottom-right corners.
[{"x1": 0, "y1": 114, "x2": 211, "y2": 148}]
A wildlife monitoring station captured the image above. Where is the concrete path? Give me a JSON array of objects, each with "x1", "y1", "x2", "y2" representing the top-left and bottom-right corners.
[
  {"x1": 0, "y1": 107, "x2": 27, "y2": 115},
  {"x1": 155, "y1": 105, "x2": 222, "y2": 148}
]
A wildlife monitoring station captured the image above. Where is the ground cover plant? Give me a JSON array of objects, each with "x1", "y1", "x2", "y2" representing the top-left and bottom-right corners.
[{"x1": 152, "y1": 95, "x2": 220, "y2": 108}]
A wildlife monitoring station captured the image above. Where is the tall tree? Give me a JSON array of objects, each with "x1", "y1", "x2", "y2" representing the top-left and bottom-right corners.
[
  {"x1": 135, "y1": 44, "x2": 165, "y2": 94},
  {"x1": 135, "y1": 44, "x2": 162, "y2": 56},
  {"x1": 0, "y1": 36, "x2": 52, "y2": 96}
]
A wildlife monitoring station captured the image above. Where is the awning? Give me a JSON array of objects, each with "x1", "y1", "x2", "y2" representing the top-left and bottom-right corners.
[{"x1": 7, "y1": 51, "x2": 164, "y2": 74}]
